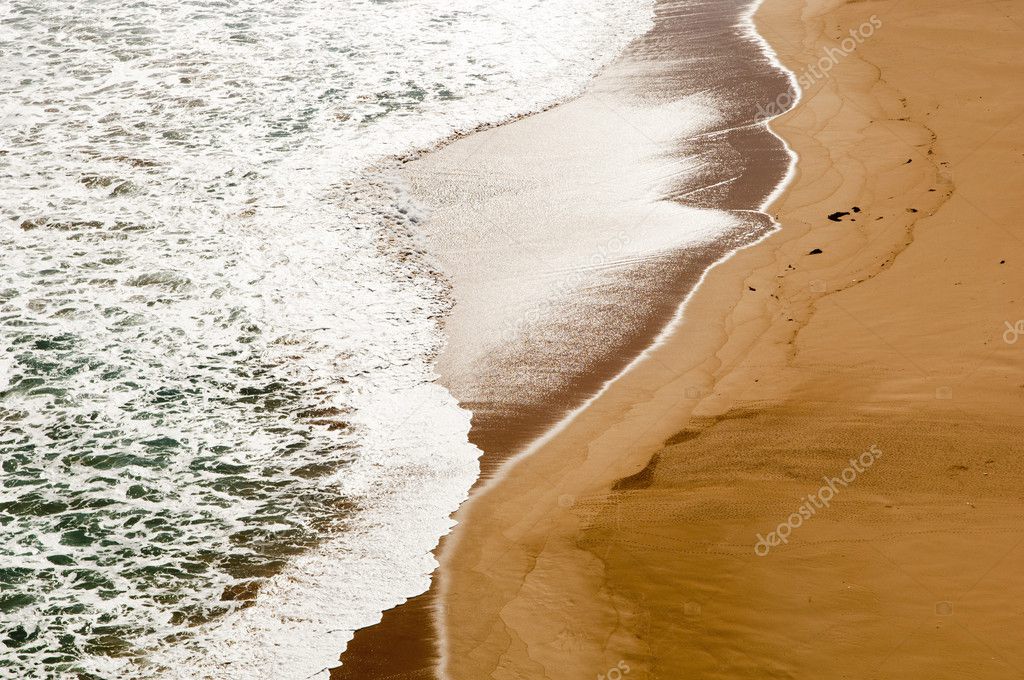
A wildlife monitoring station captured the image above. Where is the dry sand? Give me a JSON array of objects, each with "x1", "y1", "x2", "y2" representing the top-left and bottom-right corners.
[{"x1": 432, "y1": 0, "x2": 1024, "y2": 678}]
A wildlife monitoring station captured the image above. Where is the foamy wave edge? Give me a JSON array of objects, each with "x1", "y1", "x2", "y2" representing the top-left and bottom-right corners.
[{"x1": 135, "y1": 4, "x2": 657, "y2": 679}]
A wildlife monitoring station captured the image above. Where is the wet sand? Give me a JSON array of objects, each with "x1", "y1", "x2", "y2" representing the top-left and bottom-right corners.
[
  {"x1": 399, "y1": 0, "x2": 791, "y2": 470},
  {"x1": 430, "y1": 0, "x2": 1024, "y2": 678},
  {"x1": 332, "y1": 0, "x2": 792, "y2": 676}
]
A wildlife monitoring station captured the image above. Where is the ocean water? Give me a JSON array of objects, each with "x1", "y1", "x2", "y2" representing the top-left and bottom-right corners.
[{"x1": 0, "y1": 0, "x2": 654, "y2": 677}]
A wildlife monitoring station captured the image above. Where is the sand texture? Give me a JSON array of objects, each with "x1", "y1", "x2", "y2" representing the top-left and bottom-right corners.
[{"x1": 432, "y1": 0, "x2": 1024, "y2": 677}]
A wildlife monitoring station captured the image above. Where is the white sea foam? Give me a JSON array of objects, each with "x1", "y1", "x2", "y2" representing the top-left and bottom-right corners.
[{"x1": 0, "y1": 0, "x2": 653, "y2": 677}]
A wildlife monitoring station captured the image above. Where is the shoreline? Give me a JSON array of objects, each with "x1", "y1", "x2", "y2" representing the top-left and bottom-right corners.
[
  {"x1": 459, "y1": 0, "x2": 804, "y2": 490},
  {"x1": 331, "y1": 0, "x2": 795, "y2": 676},
  {"x1": 435, "y1": 0, "x2": 1024, "y2": 677},
  {"x1": 334, "y1": 0, "x2": 1024, "y2": 675},
  {"x1": 403, "y1": 0, "x2": 793, "y2": 474}
]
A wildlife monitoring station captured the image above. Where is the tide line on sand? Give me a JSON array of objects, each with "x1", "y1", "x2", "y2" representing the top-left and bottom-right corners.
[
  {"x1": 434, "y1": 0, "x2": 1024, "y2": 677},
  {"x1": 332, "y1": 0, "x2": 800, "y2": 676}
]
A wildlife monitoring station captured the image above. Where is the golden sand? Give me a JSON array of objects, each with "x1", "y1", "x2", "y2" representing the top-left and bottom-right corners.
[{"x1": 434, "y1": 0, "x2": 1024, "y2": 677}]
